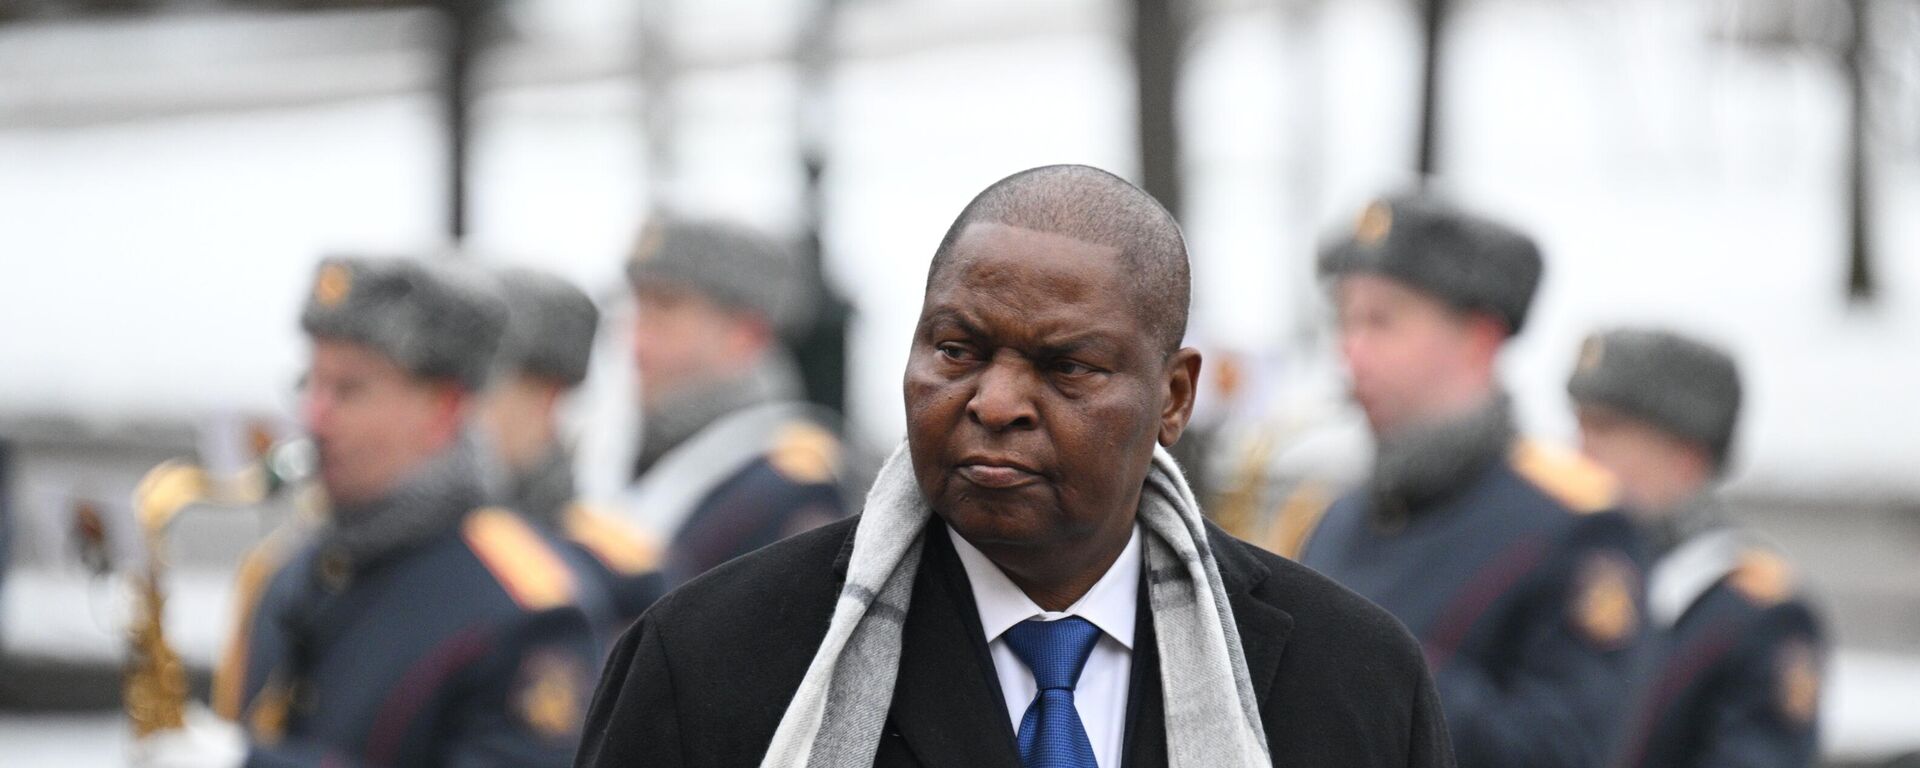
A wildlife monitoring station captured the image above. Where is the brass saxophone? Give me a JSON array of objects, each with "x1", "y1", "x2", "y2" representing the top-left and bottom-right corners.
[{"x1": 125, "y1": 441, "x2": 311, "y2": 737}]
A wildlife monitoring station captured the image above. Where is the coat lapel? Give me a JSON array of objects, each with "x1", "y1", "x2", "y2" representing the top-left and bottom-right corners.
[
  {"x1": 1208, "y1": 521, "x2": 1293, "y2": 709},
  {"x1": 883, "y1": 524, "x2": 1023, "y2": 768},
  {"x1": 1121, "y1": 574, "x2": 1167, "y2": 768}
]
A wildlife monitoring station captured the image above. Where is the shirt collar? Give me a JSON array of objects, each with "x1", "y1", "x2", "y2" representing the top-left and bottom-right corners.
[{"x1": 947, "y1": 522, "x2": 1141, "y2": 651}]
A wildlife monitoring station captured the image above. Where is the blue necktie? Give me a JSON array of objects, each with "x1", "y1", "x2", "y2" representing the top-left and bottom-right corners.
[{"x1": 1003, "y1": 616, "x2": 1103, "y2": 768}]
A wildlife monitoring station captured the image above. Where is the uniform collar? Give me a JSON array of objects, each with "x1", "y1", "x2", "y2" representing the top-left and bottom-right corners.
[
  {"x1": 1368, "y1": 390, "x2": 1515, "y2": 521},
  {"x1": 947, "y1": 523, "x2": 1142, "y2": 651}
]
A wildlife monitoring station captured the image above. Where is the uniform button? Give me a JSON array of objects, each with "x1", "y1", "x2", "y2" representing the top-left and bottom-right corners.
[{"x1": 319, "y1": 550, "x2": 352, "y2": 592}]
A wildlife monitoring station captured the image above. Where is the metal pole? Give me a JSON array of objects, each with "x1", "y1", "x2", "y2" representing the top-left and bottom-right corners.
[
  {"x1": 792, "y1": 0, "x2": 852, "y2": 414},
  {"x1": 1131, "y1": 0, "x2": 1187, "y2": 218},
  {"x1": 1844, "y1": 0, "x2": 1876, "y2": 303},
  {"x1": 440, "y1": 0, "x2": 482, "y2": 244},
  {"x1": 1416, "y1": 0, "x2": 1448, "y2": 182}
]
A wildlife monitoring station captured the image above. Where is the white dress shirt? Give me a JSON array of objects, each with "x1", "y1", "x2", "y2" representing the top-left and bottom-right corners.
[{"x1": 948, "y1": 524, "x2": 1141, "y2": 768}]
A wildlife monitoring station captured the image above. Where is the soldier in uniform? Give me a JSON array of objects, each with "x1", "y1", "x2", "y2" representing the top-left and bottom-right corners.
[
  {"x1": 1567, "y1": 328, "x2": 1824, "y2": 767},
  {"x1": 1294, "y1": 194, "x2": 1647, "y2": 767},
  {"x1": 622, "y1": 216, "x2": 848, "y2": 588},
  {"x1": 483, "y1": 265, "x2": 664, "y2": 637},
  {"x1": 179, "y1": 256, "x2": 601, "y2": 768}
]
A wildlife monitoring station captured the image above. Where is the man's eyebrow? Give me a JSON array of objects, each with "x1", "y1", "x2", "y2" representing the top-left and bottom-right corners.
[
  {"x1": 1035, "y1": 332, "x2": 1125, "y2": 359},
  {"x1": 919, "y1": 308, "x2": 977, "y2": 333}
]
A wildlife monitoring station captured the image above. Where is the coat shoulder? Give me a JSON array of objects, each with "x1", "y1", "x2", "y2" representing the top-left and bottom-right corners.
[
  {"x1": 646, "y1": 515, "x2": 856, "y2": 639},
  {"x1": 1219, "y1": 531, "x2": 1426, "y2": 667}
]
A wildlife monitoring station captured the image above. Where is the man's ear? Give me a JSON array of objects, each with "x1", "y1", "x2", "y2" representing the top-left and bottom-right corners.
[
  {"x1": 1158, "y1": 348, "x2": 1203, "y2": 447},
  {"x1": 428, "y1": 383, "x2": 472, "y2": 445}
]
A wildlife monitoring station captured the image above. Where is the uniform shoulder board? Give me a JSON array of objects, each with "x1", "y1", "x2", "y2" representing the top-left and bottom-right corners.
[
  {"x1": 463, "y1": 507, "x2": 578, "y2": 612},
  {"x1": 1509, "y1": 439, "x2": 1619, "y2": 514},
  {"x1": 767, "y1": 421, "x2": 841, "y2": 485},
  {"x1": 564, "y1": 503, "x2": 663, "y2": 576},
  {"x1": 1262, "y1": 481, "x2": 1334, "y2": 560},
  {"x1": 1728, "y1": 547, "x2": 1797, "y2": 607}
]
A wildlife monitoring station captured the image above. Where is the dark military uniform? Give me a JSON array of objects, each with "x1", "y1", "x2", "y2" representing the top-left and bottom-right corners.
[
  {"x1": 229, "y1": 508, "x2": 599, "y2": 768},
  {"x1": 491, "y1": 267, "x2": 666, "y2": 639},
  {"x1": 1298, "y1": 195, "x2": 1648, "y2": 766},
  {"x1": 626, "y1": 410, "x2": 848, "y2": 589},
  {"x1": 623, "y1": 217, "x2": 850, "y2": 589},
  {"x1": 1611, "y1": 532, "x2": 1822, "y2": 767},
  {"x1": 1568, "y1": 328, "x2": 1824, "y2": 767},
  {"x1": 1299, "y1": 441, "x2": 1646, "y2": 767},
  {"x1": 208, "y1": 257, "x2": 603, "y2": 767}
]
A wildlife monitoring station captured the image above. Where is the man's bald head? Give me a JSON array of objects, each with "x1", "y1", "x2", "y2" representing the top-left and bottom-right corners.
[{"x1": 927, "y1": 165, "x2": 1191, "y2": 354}]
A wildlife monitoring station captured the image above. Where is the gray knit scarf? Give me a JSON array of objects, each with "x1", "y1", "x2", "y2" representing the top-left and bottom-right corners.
[
  {"x1": 1642, "y1": 491, "x2": 1730, "y2": 560},
  {"x1": 1368, "y1": 392, "x2": 1515, "y2": 525},
  {"x1": 633, "y1": 354, "x2": 800, "y2": 479},
  {"x1": 760, "y1": 443, "x2": 1271, "y2": 768},
  {"x1": 320, "y1": 431, "x2": 494, "y2": 572},
  {"x1": 506, "y1": 445, "x2": 576, "y2": 532}
]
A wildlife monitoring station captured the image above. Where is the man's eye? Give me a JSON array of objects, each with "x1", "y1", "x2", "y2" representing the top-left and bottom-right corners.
[
  {"x1": 1053, "y1": 360, "x2": 1094, "y2": 376},
  {"x1": 936, "y1": 343, "x2": 973, "y2": 361}
]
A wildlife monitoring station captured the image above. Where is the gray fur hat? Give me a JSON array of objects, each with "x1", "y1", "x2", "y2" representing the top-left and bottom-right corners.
[
  {"x1": 1318, "y1": 194, "x2": 1544, "y2": 335},
  {"x1": 299, "y1": 256, "x2": 507, "y2": 391},
  {"x1": 625, "y1": 215, "x2": 814, "y2": 334},
  {"x1": 1567, "y1": 328, "x2": 1743, "y2": 467},
  {"x1": 493, "y1": 266, "x2": 599, "y2": 387}
]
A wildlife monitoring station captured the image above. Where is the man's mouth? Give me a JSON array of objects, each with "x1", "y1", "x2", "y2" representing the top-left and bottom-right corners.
[{"x1": 955, "y1": 455, "x2": 1043, "y2": 489}]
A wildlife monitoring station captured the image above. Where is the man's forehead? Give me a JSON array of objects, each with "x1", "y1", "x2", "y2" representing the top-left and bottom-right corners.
[
  {"x1": 920, "y1": 303, "x2": 1130, "y2": 346},
  {"x1": 1333, "y1": 272, "x2": 1451, "y2": 310},
  {"x1": 935, "y1": 224, "x2": 1130, "y2": 296},
  {"x1": 954, "y1": 221, "x2": 1120, "y2": 256},
  {"x1": 310, "y1": 338, "x2": 410, "y2": 377}
]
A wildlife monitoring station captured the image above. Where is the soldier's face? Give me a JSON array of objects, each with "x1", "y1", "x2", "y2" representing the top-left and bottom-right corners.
[
  {"x1": 904, "y1": 223, "x2": 1199, "y2": 575},
  {"x1": 1334, "y1": 274, "x2": 1498, "y2": 435},
  {"x1": 480, "y1": 373, "x2": 564, "y2": 473},
  {"x1": 1575, "y1": 404, "x2": 1713, "y2": 517},
  {"x1": 301, "y1": 341, "x2": 465, "y2": 505},
  {"x1": 630, "y1": 283, "x2": 768, "y2": 410}
]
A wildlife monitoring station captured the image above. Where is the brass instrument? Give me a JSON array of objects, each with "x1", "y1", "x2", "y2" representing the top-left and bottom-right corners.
[{"x1": 125, "y1": 440, "x2": 313, "y2": 737}]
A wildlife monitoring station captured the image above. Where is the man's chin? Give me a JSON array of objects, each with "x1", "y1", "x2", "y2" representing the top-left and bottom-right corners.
[{"x1": 936, "y1": 505, "x2": 1051, "y2": 550}]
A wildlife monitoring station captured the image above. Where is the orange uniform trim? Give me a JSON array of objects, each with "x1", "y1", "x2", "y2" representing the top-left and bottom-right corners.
[
  {"x1": 464, "y1": 507, "x2": 578, "y2": 612},
  {"x1": 1509, "y1": 439, "x2": 1619, "y2": 514},
  {"x1": 1263, "y1": 481, "x2": 1333, "y2": 560},
  {"x1": 1729, "y1": 549, "x2": 1796, "y2": 606},
  {"x1": 564, "y1": 503, "x2": 663, "y2": 576},
  {"x1": 767, "y1": 423, "x2": 840, "y2": 485}
]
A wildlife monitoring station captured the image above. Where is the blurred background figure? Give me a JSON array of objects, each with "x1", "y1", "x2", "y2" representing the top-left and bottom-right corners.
[
  {"x1": 1295, "y1": 194, "x2": 1645, "y2": 768},
  {"x1": 1569, "y1": 328, "x2": 1825, "y2": 768},
  {"x1": 187, "y1": 257, "x2": 599, "y2": 768},
  {"x1": 484, "y1": 265, "x2": 665, "y2": 641},
  {"x1": 622, "y1": 216, "x2": 849, "y2": 588}
]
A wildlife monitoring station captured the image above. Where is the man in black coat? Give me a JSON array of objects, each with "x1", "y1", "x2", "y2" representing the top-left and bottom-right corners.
[{"x1": 578, "y1": 165, "x2": 1454, "y2": 768}]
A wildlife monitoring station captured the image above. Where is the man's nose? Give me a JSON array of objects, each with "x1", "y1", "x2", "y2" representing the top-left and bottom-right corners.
[{"x1": 967, "y1": 356, "x2": 1039, "y2": 432}]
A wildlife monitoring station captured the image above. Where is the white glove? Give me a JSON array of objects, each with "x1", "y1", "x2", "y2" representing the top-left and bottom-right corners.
[{"x1": 131, "y1": 704, "x2": 247, "y2": 768}]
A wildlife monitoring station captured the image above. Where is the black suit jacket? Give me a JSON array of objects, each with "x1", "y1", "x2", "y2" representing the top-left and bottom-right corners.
[{"x1": 576, "y1": 516, "x2": 1454, "y2": 768}]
